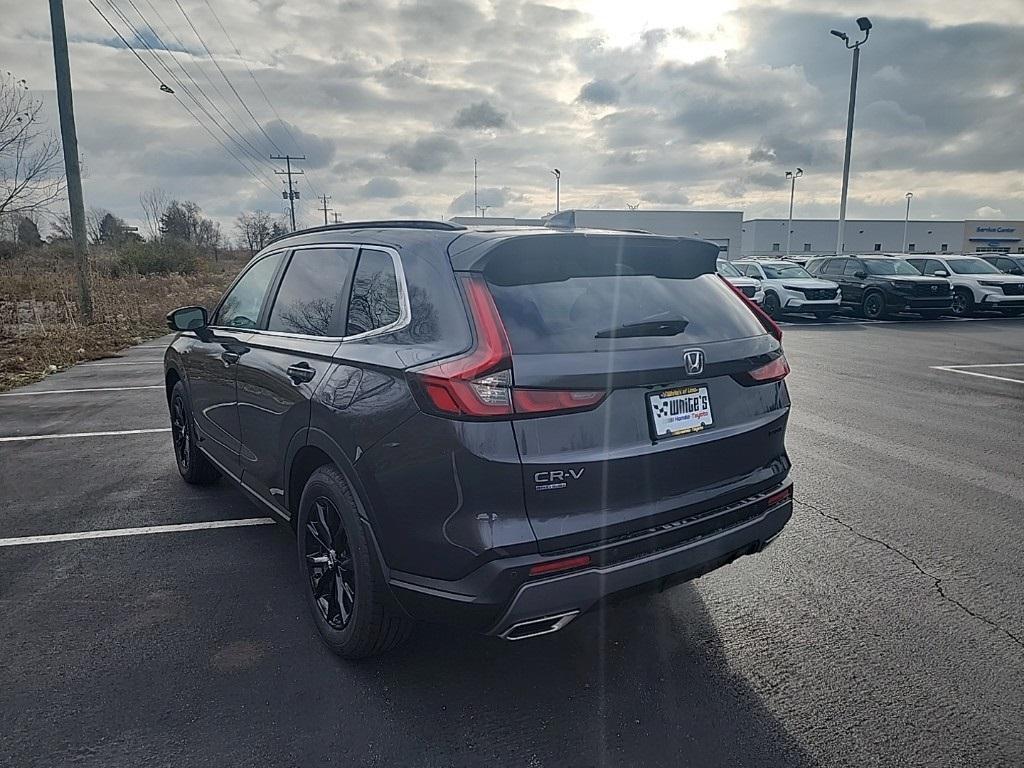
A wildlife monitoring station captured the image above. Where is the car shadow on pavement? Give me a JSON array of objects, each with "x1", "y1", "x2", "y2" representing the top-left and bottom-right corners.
[{"x1": 349, "y1": 583, "x2": 815, "y2": 768}]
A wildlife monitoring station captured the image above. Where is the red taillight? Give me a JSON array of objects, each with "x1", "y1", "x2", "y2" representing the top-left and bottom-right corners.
[
  {"x1": 529, "y1": 554, "x2": 592, "y2": 576},
  {"x1": 765, "y1": 486, "x2": 792, "y2": 507},
  {"x1": 718, "y1": 274, "x2": 783, "y2": 342},
  {"x1": 412, "y1": 275, "x2": 606, "y2": 418},
  {"x1": 749, "y1": 354, "x2": 790, "y2": 383}
]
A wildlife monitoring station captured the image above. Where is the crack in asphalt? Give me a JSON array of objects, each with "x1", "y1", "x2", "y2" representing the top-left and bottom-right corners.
[{"x1": 794, "y1": 498, "x2": 1024, "y2": 650}]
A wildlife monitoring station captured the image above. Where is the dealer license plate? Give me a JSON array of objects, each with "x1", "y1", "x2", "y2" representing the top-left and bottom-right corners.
[{"x1": 648, "y1": 386, "x2": 713, "y2": 439}]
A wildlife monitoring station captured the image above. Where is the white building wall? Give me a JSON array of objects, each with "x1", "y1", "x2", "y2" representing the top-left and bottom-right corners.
[
  {"x1": 568, "y1": 210, "x2": 744, "y2": 258},
  {"x1": 742, "y1": 219, "x2": 965, "y2": 256}
]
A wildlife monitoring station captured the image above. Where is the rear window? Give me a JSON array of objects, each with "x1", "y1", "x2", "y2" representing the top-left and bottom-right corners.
[{"x1": 483, "y1": 243, "x2": 766, "y2": 353}]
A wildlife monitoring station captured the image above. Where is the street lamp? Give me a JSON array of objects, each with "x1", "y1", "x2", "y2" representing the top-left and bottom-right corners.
[
  {"x1": 551, "y1": 168, "x2": 561, "y2": 212},
  {"x1": 785, "y1": 168, "x2": 804, "y2": 256},
  {"x1": 831, "y1": 16, "x2": 872, "y2": 255},
  {"x1": 902, "y1": 192, "x2": 913, "y2": 253}
]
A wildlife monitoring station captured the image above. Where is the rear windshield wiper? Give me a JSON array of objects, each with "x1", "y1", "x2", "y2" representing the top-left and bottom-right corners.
[{"x1": 595, "y1": 316, "x2": 689, "y2": 338}]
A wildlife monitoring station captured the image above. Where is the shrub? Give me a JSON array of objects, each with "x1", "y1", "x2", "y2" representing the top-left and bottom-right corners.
[{"x1": 117, "y1": 241, "x2": 198, "y2": 275}]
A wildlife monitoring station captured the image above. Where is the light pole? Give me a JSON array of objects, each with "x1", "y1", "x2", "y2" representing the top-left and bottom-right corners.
[
  {"x1": 831, "y1": 17, "x2": 872, "y2": 255},
  {"x1": 785, "y1": 168, "x2": 803, "y2": 257},
  {"x1": 551, "y1": 168, "x2": 561, "y2": 212},
  {"x1": 902, "y1": 192, "x2": 913, "y2": 253}
]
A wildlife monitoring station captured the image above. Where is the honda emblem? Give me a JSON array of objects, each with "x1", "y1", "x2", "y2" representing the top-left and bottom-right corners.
[{"x1": 682, "y1": 349, "x2": 704, "y2": 376}]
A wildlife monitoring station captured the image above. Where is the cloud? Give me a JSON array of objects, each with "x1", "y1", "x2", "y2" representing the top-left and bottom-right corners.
[
  {"x1": 391, "y1": 201, "x2": 423, "y2": 217},
  {"x1": 578, "y1": 79, "x2": 620, "y2": 105},
  {"x1": 452, "y1": 100, "x2": 509, "y2": 129},
  {"x1": 387, "y1": 134, "x2": 461, "y2": 173},
  {"x1": 357, "y1": 177, "x2": 404, "y2": 198},
  {"x1": 975, "y1": 206, "x2": 1003, "y2": 218},
  {"x1": 447, "y1": 186, "x2": 518, "y2": 214}
]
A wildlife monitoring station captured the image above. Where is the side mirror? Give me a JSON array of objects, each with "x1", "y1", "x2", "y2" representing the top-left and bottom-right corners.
[
  {"x1": 854, "y1": 271, "x2": 867, "y2": 279},
  {"x1": 167, "y1": 306, "x2": 208, "y2": 332},
  {"x1": 934, "y1": 270, "x2": 950, "y2": 277}
]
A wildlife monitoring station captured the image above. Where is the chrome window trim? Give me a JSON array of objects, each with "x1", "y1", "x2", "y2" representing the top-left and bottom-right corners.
[{"x1": 209, "y1": 242, "x2": 411, "y2": 343}]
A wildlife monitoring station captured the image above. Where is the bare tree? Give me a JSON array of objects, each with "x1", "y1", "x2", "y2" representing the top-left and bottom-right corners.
[
  {"x1": 0, "y1": 72, "x2": 64, "y2": 217},
  {"x1": 236, "y1": 210, "x2": 273, "y2": 255},
  {"x1": 140, "y1": 187, "x2": 168, "y2": 241}
]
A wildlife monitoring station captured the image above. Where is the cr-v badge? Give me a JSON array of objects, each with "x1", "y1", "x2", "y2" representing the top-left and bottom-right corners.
[
  {"x1": 535, "y1": 468, "x2": 584, "y2": 491},
  {"x1": 683, "y1": 349, "x2": 705, "y2": 376}
]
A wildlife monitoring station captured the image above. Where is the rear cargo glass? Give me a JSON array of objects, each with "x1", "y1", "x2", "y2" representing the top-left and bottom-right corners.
[{"x1": 482, "y1": 239, "x2": 766, "y2": 353}]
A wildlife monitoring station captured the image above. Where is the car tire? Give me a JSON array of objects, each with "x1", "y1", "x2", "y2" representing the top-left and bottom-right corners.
[
  {"x1": 297, "y1": 464, "x2": 414, "y2": 659},
  {"x1": 169, "y1": 380, "x2": 219, "y2": 485},
  {"x1": 762, "y1": 292, "x2": 782, "y2": 319},
  {"x1": 861, "y1": 291, "x2": 887, "y2": 320},
  {"x1": 951, "y1": 288, "x2": 974, "y2": 317}
]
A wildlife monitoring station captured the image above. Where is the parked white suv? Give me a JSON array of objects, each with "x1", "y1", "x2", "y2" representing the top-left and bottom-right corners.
[
  {"x1": 906, "y1": 256, "x2": 1024, "y2": 317},
  {"x1": 734, "y1": 259, "x2": 842, "y2": 319},
  {"x1": 717, "y1": 259, "x2": 765, "y2": 305}
]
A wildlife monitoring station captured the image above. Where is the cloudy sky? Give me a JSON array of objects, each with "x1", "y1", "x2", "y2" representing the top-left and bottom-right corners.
[{"x1": 4, "y1": 0, "x2": 1024, "y2": 237}]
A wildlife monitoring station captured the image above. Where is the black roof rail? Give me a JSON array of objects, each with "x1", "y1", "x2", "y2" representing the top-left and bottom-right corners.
[{"x1": 267, "y1": 219, "x2": 466, "y2": 245}]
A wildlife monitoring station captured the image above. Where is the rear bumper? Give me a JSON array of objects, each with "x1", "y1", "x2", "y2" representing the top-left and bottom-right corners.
[{"x1": 388, "y1": 481, "x2": 793, "y2": 637}]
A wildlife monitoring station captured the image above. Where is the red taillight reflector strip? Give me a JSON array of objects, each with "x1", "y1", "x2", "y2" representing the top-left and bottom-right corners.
[
  {"x1": 749, "y1": 354, "x2": 790, "y2": 383},
  {"x1": 765, "y1": 486, "x2": 792, "y2": 508},
  {"x1": 512, "y1": 388, "x2": 605, "y2": 414},
  {"x1": 528, "y1": 554, "x2": 592, "y2": 577}
]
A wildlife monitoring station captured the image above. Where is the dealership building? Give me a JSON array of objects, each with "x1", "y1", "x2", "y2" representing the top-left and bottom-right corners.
[
  {"x1": 451, "y1": 211, "x2": 1023, "y2": 260},
  {"x1": 741, "y1": 219, "x2": 1024, "y2": 257}
]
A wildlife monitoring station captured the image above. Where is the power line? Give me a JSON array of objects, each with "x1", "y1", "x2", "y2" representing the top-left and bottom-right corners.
[
  {"x1": 197, "y1": 0, "x2": 329, "y2": 201},
  {"x1": 104, "y1": 0, "x2": 273, "y2": 177},
  {"x1": 128, "y1": 0, "x2": 269, "y2": 161},
  {"x1": 172, "y1": 0, "x2": 283, "y2": 157},
  {"x1": 88, "y1": 0, "x2": 277, "y2": 194}
]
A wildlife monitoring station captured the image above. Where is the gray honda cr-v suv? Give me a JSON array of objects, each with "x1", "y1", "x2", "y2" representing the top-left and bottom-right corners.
[{"x1": 164, "y1": 219, "x2": 793, "y2": 658}]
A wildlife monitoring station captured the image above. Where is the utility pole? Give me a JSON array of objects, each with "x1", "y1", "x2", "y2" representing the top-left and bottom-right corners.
[
  {"x1": 474, "y1": 158, "x2": 478, "y2": 217},
  {"x1": 902, "y1": 192, "x2": 913, "y2": 253},
  {"x1": 272, "y1": 154, "x2": 305, "y2": 231},
  {"x1": 49, "y1": 0, "x2": 93, "y2": 320},
  {"x1": 551, "y1": 168, "x2": 561, "y2": 212},
  {"x1": 332, "y1": 212, "x2": 342, "y2": 224},
  {"x1": 319, "y1": 193, "x2": 331, "y2": 226}
]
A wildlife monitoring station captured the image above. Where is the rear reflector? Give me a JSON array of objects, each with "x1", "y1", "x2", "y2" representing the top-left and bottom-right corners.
[
  {"x1": 765, "y1": 486, "x2": 792, "y2": 507},
  {"x1": 749, "y1": 354, "x2": 790, "y2": 383},
  {"x1": 528, "y1": 554, "x2": 592, "y2": 576}
]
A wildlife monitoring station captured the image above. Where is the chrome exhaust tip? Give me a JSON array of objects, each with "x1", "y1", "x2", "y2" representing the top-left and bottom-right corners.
[{"x1": 500, "y1": 610, "x2": 580, "y2": 641}]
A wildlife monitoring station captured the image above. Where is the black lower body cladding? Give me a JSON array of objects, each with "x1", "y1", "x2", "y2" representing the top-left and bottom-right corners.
[{"x1": 386, "y1": 481, "x2": 794, "y2": 635}]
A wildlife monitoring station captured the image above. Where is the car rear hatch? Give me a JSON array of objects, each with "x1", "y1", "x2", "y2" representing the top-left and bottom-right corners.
[{"x1": 427, "y1": 232, "x2": 791, "y2": 553}]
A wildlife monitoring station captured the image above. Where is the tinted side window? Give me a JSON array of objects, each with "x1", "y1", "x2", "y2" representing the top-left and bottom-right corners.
[
  {"x1": 923, "y1": 259, "x2": 944, "y2": 275},
  {"x1": 823, "y1": 259, "x2": 844, "y2": 275},
  {"x1": 843, "y1": 260, "x2": 862, "y2": 276},
  {"x1": 742, "y1": 264, "x2": 761, "y2": 278},
  {"x1": 346, "y1": 249, "x2": 402, "y2": 336},
  {"x1": 267, "y1": 248, "x2": 356, "y2": 336},
  {"x1": 215, "y1": 252, "x2": 285, "y2": 329}
]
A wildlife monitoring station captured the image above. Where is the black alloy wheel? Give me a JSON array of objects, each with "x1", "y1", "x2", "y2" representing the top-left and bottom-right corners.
[
  {"x1": 862, "y1": 292, "x2": 886, "y2": 320},
  {"x1": 951, "y1": 288, "x2": 973, "y2": 317},
  {"x1": 169, "y1": 380, "x2": 219, "y2": 484},
  {"x1": 763, "y1": 292, "x2": 782, "y2": 319},
  {"x1": 304, "y1": 496, "x2": 356, "y2": 630}
]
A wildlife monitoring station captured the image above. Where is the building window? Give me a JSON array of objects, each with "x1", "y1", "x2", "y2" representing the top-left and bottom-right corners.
[
  {"x1": 873, "y1": 243, "x2": 881, "y2": 251},
  {"x1": 803, "y1": 243, "x2": 811, "y2": 252},
  {"x1": 908, "y1": 243, "x2": 916, "y2": 252},
  {"x1": 771, "y1": 243, "x2": 780, "y2": 252},
  {"x1": 941, "y1": 244, "x2": 948, "y2": 252}
]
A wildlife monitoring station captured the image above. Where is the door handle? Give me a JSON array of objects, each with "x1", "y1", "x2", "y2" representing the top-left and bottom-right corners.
[
  {"x1": 287, "y1": 362, "x2": 316, "y2": 384},
  {"x1": 221, "y1": 350, "x2": 240, "y2": 366}
]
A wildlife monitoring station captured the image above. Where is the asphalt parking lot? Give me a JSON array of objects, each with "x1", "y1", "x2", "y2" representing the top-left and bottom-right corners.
[{"x1": 3, "y1": 316, "x2": 1024, "y2": 768}]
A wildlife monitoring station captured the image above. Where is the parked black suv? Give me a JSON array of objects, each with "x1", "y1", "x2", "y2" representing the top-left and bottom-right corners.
[
  {"x1": 164, "y1": 221, "x2": 793, "y2": 657},
  {"x1": 805, "y1": 255, "x2": 952, "y2": 319},
  {"x1": 980, "y1": 254, "x2": 1024, "y2": 276}
]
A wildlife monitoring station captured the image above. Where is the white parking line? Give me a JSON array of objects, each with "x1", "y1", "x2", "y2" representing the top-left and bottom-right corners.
[
  {"x1": 931, "y1": 364, "x2": 1024, "y2": 385},
  {"x1": 0, "y1": 517, "x2": 276, "y2": 548},
  {"x1": 79, "y1": 361, "x2": 163, "y2": 367},
  {"x1": 0, "y1": 385, "x2": 163, "y2": 398},
  {"x1": 0, "y1": 428, "x2": 171, "y2": 443}
]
